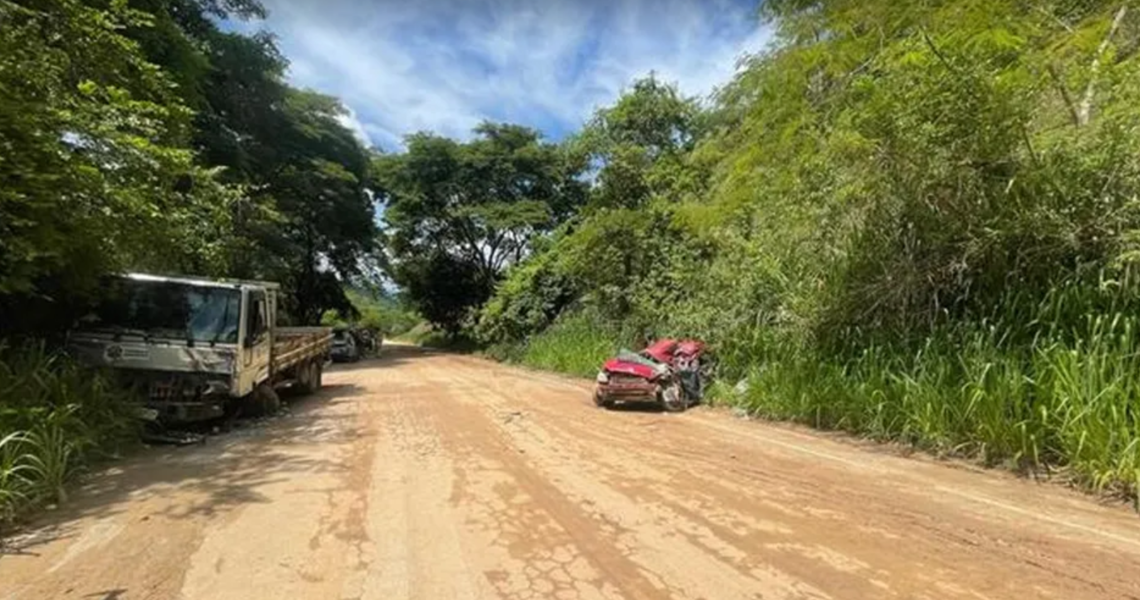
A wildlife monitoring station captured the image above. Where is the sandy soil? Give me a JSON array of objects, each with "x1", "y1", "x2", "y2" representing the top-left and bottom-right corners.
[{"x1": 3, "y1": 344, "x2": 1140, "y2": 600}]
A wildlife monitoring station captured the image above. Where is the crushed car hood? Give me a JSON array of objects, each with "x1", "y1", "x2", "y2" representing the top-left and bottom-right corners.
[{"x1": 603, "y1": 358, "x2": 663, "y2": 380}]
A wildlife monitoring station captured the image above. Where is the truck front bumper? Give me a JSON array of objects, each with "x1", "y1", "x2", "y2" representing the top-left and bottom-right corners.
[
  {"x1": 147, "y1": 379, "x2": 232, "y2": 424},
  {"x1": 147, "y1": 399, "x2": 227, "y2": 423}
]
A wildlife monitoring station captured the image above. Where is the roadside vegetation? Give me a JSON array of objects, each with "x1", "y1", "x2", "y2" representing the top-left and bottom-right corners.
[
  {"x1": 485, "y1": 311, "x2": 628, "y2": 378},
  {"x1": 0, "y1": 343, "x2": 139, "y2": 526},
  {"x1": 321, "y1": 288, "x2": 419, "y2": 338},
  {"x1": 387, "y1": 2, "x2": 1140, "y2": 500}
]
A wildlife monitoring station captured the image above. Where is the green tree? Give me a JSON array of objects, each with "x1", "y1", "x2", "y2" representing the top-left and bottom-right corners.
[
  {"x1": 119, "y1": 0, "x2": 379, "y2": 323},
  {"x1": 0, "y1": 0, "x2": 241, "y2": 332},
  {"x1": 570, "y1": 75, "x2": 705, "y2": 210},
  {"x1": 266, "y1": 89, "x2": 378, "y2": 324},
  {"x1": 376, "y1": 122, "x2": 586, "y2": 333},
  {"x1": 479, "y1": 75, "x2": 715, "y2": 343},
  {"x1": 0, "y1": 0, "x2": 379, "y2": 331}
]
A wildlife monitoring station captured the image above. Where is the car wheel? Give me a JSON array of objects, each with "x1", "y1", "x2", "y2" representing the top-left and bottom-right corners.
[
  {"x1": 594, "y1": 389, "x2": 613, "y2": 409},
  {"x1": 661, "y1": 381, "x2": 686, "y2": 412}
]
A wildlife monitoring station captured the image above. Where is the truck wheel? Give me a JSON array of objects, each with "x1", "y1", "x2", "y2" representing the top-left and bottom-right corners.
[
  {"x1": 308, "y1": 362, "x2": 320, "y2": 392},
  {"x1": 661, "y1": 382, "x2": 686, "y2": 413},
  {"x1": 245, "y1": 383, "x2": 280, "y2": 417},
  {"x1": 296, "y1": 361, "x2": 316, "y2": 395}
]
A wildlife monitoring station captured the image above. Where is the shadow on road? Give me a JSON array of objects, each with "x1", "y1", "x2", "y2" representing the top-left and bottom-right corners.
[
  {"x1": 84, "y1": 589, "x2": 127, "y2": 600},
  {"x1": 603, "y1": 401, "x2": 667, "y2": 414},
  {"x1": 324, "y1": 343, "x2": 424, "y2": 373},
  {"x1": 1, "y1": 379, "x2": 368, "y2": 557}
]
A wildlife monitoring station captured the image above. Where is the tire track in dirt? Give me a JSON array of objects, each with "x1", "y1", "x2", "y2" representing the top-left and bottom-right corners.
[{"x1": 409, "y1": 358, "x2": 666, "y2": 599}]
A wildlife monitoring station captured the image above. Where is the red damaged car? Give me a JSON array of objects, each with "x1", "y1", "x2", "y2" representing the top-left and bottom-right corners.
[{"x1": 594, "y1": 339, "x2": 707, "y2": 412}]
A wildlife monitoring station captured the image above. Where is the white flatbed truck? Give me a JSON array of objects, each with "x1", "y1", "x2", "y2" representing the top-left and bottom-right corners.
[{"x1": 69, "y1": 273, "x2": 332, "y2": 424}]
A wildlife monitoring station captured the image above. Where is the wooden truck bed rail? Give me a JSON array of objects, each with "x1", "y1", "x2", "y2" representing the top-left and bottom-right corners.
[{"x1": 273, "y1": 327, "x2": 332, "y2": 374}]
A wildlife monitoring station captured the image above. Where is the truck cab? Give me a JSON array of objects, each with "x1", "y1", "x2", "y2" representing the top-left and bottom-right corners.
[{"x1": 69, "y1": 273, "x2": 330, "y2": 423}]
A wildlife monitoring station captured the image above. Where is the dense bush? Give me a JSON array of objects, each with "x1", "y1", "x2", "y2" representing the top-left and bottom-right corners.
[
  {"x1": 739, "y1": 281, "x2": 1140, "y2": 496},
  {"x1": 510, "y1": 311, "x2": 630, "y2": 377},
  {"x1": 0, "y1": 343, "x2": 138, "y2": 525}
]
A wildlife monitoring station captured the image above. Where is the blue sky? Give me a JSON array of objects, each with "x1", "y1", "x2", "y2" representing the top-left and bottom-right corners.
[{"x1": 234, "y1": 0, "x2": 772, "y2": 151}]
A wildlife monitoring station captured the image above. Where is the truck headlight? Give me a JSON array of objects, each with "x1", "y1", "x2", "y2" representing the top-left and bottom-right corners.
[
  {"x1": 204, "y1": 380, "x2": 231, "y2": 396},
  {"x1": 595, "y1": 371, "x2": 609, "y2": 384}
]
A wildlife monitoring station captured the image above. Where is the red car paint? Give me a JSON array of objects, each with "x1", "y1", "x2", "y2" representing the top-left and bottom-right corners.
[
  {"x1": 601, "y1": 357, "x2": 659, "y2": 380},
  {"x1": 595, "y1": 339, "x2": 707, "y2": 411},
  {"x1": 605, "y1": 339, "x2": 703, "y2": 376},
  {"x1": 643, "y1": 339, "x2": 679, "y2": 363},
  {"x1": 676, "y1": 340, "x2": 704, "y2": 357}
]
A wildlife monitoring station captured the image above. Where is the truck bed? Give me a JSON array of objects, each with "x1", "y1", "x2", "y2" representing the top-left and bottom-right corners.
[{"x1": 274, "y1": 327, "x2": 333, "y2": 374}]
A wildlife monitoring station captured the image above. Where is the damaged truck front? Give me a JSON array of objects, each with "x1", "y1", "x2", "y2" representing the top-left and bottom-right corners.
[{"x1": 69, "y1": 273, "x2": 332, "y2": 424}]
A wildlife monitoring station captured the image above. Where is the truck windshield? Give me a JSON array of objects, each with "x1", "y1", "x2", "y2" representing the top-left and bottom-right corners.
[{"x1": 81, "y1": 278, "x2": 242, "y2": 344}]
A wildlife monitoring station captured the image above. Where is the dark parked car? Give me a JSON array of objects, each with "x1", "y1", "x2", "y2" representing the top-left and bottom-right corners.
[{"x1": 330, "y1": 329, "x2": 361, "y2": 362}]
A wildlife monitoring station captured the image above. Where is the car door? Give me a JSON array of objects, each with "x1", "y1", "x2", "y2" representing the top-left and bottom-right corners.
[{"x1": 239, "y1": 289, "x2": 272, "y2": 395}]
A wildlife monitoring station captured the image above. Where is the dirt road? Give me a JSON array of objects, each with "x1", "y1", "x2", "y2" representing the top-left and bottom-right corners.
[{"x1": 3, "y1": 345, "x2": 1140, "y2": 599}]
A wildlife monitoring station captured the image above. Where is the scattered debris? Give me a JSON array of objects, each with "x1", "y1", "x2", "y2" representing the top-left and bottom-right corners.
[{"x1": 141, "y1": 429, "x2": 206, "y2": 446}]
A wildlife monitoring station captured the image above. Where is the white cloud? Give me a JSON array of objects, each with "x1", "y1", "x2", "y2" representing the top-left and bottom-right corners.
[
  {"x1": 253, "y1": 0, "x2": 773, "y2": 149},
  {"x1": 334, "y1": 105, "x2": 372, "y2": 147}
]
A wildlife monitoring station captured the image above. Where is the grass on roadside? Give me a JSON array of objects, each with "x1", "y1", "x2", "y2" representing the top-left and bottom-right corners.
[
  {"x1": 511, "y1": 312, "x2": 627, "y2": 378},
  {"x1": 0, "y1": 342, "x2": 139, "y2": 529},
  {"x1": 736, "y1": 314, "x2": 1140, "y2": 501}
]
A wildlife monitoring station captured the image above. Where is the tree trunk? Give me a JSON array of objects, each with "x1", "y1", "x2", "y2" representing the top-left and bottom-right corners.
[{"x1": 1078, "y1": 5, "x2": 1128, "y2": 127}]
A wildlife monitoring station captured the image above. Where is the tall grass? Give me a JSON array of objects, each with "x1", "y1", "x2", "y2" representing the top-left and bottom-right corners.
[
  {"x1": 0, "y1": 342, "x2": 139, "y2": 527},
  {"x1": 0, "y1": 432, "x2": 34, "y2": 524},
  {"x1": 514, "y1": 312, "x2": 628, "y2": 378},
  {"x1": 738, "y1": 289, "x2": 1140, "y2": 499}
]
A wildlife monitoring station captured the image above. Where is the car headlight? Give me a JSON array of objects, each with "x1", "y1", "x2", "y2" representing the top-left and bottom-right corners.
[{"x1": 595, "y1": 371, "x2": 609, "y2": 384}]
